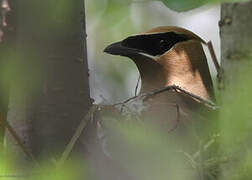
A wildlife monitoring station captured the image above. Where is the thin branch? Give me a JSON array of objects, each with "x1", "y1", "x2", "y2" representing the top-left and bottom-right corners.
[
  {"x1": 134, "y1": 75, "x2": 141, "y2": 96},
  {"x1": 57, "y1": 105, "x2": 98, "y2": 167},
  {"x1": 177, "y1": 150, "x2": 197, "y2": 169},
  {"x1": 144, "y1": 85, "x2": 217, "y2": 109},
  {"x1": 207, "y1": 41, "x2": 221, "y2": 74},
  {"x1": 0, "y1": 117, "x2": 38, "y2": 164},
  {"x1": 114, "y1": 85, "x2": 217, "y2": 115},
  {"x1": 193, "y1": 134, "x2": 219, "y2": 159},
  {"x1": 122, "y1": 95, "x2": 139, "y2": 104},
  {"x1": 197, "y1": 141, "x2": 205, "y2": 180},
  {"x1": 207, "y1": 41, "x2": 224, "y2": 89},
  {"x1": 113, "y1": 85, "x2": 217, "y2": 127}
]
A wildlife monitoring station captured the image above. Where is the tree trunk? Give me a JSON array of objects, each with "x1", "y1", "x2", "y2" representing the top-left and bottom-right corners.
[
  {"x1": 220, "y1": 0, "x2": 252, "y2": 84},
  {"x1": 0, "y1": 0, "x2": 13, "y2": 150},
  {"x1": 6, "y1": 0, "x2": 92, "y2": 164}
]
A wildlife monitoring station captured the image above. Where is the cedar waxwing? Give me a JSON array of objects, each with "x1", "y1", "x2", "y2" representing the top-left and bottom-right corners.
[
  {"x1": 104, "y1": 26, "x2": 216, "y2": 140},
  {"x1": 103, "y1": 26, "x2": 218, "y2": 179},
  {"x1": 104, "y1": 26, "x2": 214, "y2": 101}
]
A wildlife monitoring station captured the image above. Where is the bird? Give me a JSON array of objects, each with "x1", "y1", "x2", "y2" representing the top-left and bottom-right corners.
[
  {"x1": 103, "y1": 26, "x2": 218, "y2": 179},
  {"x1": 104, "y1": 26, "x2": 214, "y2": 100},
  {"x1": 104, "y1": 26, "x2": 216, "y2": 129}
]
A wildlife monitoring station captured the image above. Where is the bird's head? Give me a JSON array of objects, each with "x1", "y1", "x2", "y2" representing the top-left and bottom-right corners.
[{"x1": 104, "y1": 26, "x2": 214, "y2": 100}]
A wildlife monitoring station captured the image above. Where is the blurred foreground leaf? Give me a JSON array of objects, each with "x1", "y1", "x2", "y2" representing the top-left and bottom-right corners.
[
  {"x1": 0, "y1": 150, "x2": 88, "y2": 180},
  {"x1": 161, "y1": 0, "x2": 209, "y2": 11},
  {"x1": 160, "y1": 0, "x2": 248, "y2": 12},
  {"x1": 31, "y1": 162, "x2": 84, "y2": 180},
  {"x1": 101, "y1": 117, "x2": 220, "y2": 180},
  {"x1": 0, "y1": 152, "x2": 16, "y2": 180},
  {"x1": 219, "y1": 61, "x2": 252, "y2": 179}
]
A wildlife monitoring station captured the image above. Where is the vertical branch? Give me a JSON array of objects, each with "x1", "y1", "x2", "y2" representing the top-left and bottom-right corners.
[
  {"x1": 220, "y1": 1, "x2": 252, "y2": 85},
  {"x1": 207, "y1": 41, "x2": 224, "y2": 89},
  {"x1": 0, "y1": 0, "x2": 12, "y2": 150}
]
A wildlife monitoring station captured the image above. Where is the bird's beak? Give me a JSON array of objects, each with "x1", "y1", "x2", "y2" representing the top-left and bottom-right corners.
[
  {"x1": 104, "y1": 41, "x2": 123, "y2": 55},
  {"x1": 104, "y1": 41, "x2": 141, "y2": 57}
]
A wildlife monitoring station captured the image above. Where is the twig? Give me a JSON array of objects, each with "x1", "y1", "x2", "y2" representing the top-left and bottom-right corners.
[
  {"x1": 207, "y1": 41, "x2": 221, "y2": 74},
  {"x1": 134, "y1": 75, "x2": 141, "y2": 96},
  {"x1": 120, "y1": 102, "x2": 129, "y2": 114},
  {"x1": 122, "y1": 94, "x2": 139, "y2": 104},
  {"x1": 193, "y1": 134, "x2": 219, "y2": 159},
  {"x1": 57, "y1": 105, "x2": 98, "y2": 167},
  {"x1": 207, "y1": 41, "x2": 224, "y2": 89},
  {"x1": 0, "y1": 117, "x2": 38, "y2": 164},
  {"x1": 144, "y1": 85, "x2": 217, "y2": 109},
  {"x1": 114, "y1": 85, "x2": 217, "y2": 115},
  {"x1": 178, "y1": 150, "x2": 197, "y2": 169},
  {"x1": 197, "y1": 141, "x2": 204, "y2": 180}
]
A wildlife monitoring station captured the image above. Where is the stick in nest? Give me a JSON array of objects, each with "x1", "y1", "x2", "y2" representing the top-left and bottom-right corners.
[{"x1": 116, "y1": 85, "x2": 217, "y2": 110}]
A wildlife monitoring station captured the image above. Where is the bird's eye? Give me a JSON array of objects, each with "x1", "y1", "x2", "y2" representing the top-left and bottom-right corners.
[{"x1": 160, "y1": 39, "x2": 166, "y2": 49}]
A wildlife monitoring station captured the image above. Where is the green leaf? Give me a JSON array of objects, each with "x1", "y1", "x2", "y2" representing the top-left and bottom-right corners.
[
  {"x1": 159, "y1": 0, "x2": 248, "y2": 12},
  {"x1": 160, "y1": 0, "x2": 209, "y2": 12}
]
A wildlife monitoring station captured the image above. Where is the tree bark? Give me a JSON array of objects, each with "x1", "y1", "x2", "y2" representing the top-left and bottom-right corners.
[
  {"x1": 220, "y1": 0, "x2": 252, "y2": 84},
  {"x1": 6, "y1": 0, "x2": 92, "y2": 164},
  {"x1": 0, "y1": 0, "x2": 13, "y2": 150}
]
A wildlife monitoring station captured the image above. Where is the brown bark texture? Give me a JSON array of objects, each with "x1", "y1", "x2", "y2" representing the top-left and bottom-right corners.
[
  {"x1": 220, "y1": 0, "x2": 252, "y2": 84},
  {"x1": 5, "y1": 0, "x2": 92, "y2": 163}
]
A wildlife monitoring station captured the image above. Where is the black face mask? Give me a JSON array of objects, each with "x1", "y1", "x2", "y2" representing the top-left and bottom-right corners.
[{"x1": 121, "y1": 32, "x2": 191, "y2": 56}]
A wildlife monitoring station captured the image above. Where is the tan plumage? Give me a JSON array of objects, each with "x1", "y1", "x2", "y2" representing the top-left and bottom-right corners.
[{"x1": 157, "y1": 39, "x2": 214, "y2": 100}]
